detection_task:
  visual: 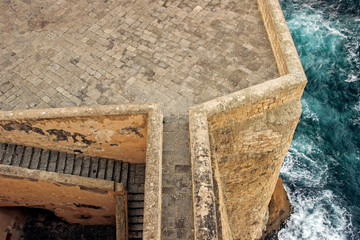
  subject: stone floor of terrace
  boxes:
[0,0,279,239]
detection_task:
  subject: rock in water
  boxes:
[260,177,292,240]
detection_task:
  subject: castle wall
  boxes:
[208,80,304,239]
[189,0,307,238]
[0,105,148,163]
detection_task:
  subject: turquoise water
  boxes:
[278,0,360,239]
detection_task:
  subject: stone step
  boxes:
[0,142,146,239]
[0,143,146,185]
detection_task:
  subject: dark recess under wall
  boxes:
[23,208,116,240]
[0,143,146,239]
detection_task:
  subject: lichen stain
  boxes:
[118,126,144,138]
[46,129,95,145]
[0,121,45,135]
[73,203,103,210]
[0,113,148,163]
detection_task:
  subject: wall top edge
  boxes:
[189,73,305,118]
[0,103,162,121]
[266,0,307,78]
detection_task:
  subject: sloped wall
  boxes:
[0,105,148,163]
[0,165,119,225]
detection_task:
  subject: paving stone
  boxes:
[175,165,191,173]
[128,231,142,239]
[89,157,99,178]
[162,216,176,229]
[120,162,129,187]
[162,229,177,240]
[97,158,107,179]
[80,156,91,177]
[176,228,194,239]
[72,155,83,176]
[161,117,194,236]
[47,151,58,172]
[0,0,277,116]
[105,159,114,181]
[128,208,144,217]
[113,160,122,183]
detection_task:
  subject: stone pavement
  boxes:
[0,0,278,117]
[0,0,280,239]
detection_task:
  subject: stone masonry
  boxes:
[0,0,280,239]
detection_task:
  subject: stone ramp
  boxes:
[0,142,145,239]
[161,116,194,239]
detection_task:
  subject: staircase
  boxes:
[0,143,145,239]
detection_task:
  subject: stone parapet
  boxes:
[189,0,307,238]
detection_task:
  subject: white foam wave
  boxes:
[287,9,346,39]
[354,101,360,112]
[281,144,328,187]
[345,74,359,83]
[278,188,352,240]
[301,99,320,122]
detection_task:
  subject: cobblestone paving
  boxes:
[0,0,280,238]
[0,0,278,116]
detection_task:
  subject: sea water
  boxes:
[277,0,360,239]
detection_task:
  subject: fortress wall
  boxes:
[190,0,308,238]
[190,74,306,240]
[208,79,304,239]
[0,105,150,163]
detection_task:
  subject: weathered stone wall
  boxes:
[0,165,120,225]
[257,0,287,76]
[189,74,306,240]
[0,105,148,163]
[257,0,306,78]
[208,83,303,239]
[189,0,308,238]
